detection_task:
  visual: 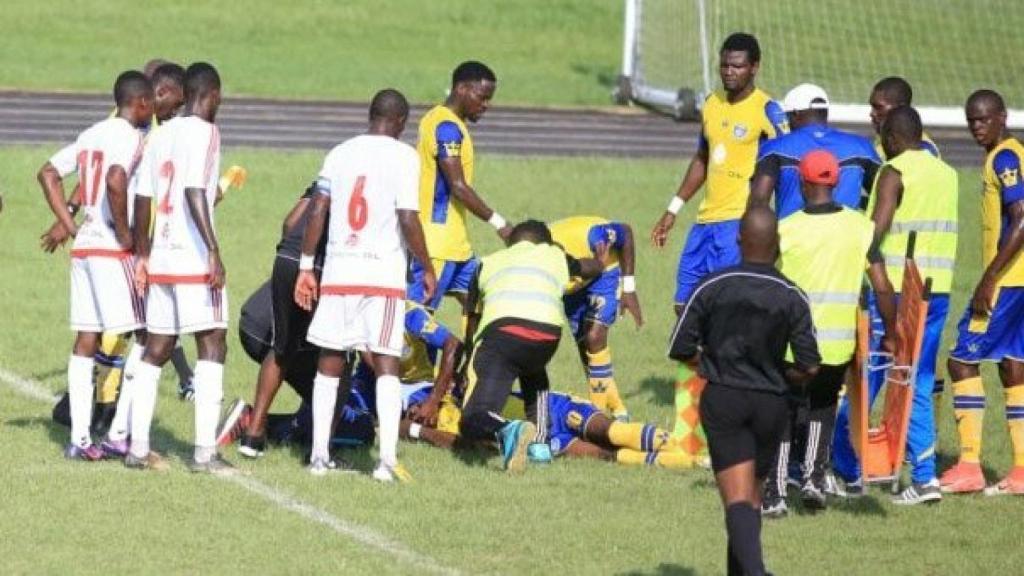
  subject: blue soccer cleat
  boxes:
[527,442,552,464]
[498,420,536,474]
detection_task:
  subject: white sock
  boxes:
[311,372,339,462]
[376,374,402,467]
[68,354,95,447]
[192,360,224,462]
[129,361,162,458]
[108,343,144,442]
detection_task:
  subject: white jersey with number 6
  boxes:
[316,134,421,296]
[136,115,221,284]
[48,117,145,258]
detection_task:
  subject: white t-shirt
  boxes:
[49,117,144,257]
[136,116,221,283]
[316,134,420,295]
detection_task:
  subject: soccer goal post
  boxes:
[616,0,1024,127]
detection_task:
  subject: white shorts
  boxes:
[70,256,144,334]
[306,295,404,356]
[146,283,228,335]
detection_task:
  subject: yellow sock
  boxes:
[952,377,985,464]
[586,348,614,412]
[95,333,130,404]
[1005,385,1024,467]
[615,448,693,469]
[608,422,672,452]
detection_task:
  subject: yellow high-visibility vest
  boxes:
[477,241,569,338]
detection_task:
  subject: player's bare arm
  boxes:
[973,199,1024,316]
[398,208,436,303]
[40,186,81,252]
[651,146,708,247]
[132,194,153,295]
[106,165,132,250]
[616,222,643,327]
[747,156,779,209]
[458,269,483,371]
[866,260,898,353]
[294,192,329,311]
[409,335,463,427]
[37,162,77,240]
[184,186,224,289]
[869,166,902,241]
[437,157,512,240]
[281,196,310,238]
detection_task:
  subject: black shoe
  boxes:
[238,434,266,459]
[801,481,827,511]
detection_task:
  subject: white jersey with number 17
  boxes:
[316,134,421,296]
[136,115,221,284]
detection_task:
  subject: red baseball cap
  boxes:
[799,149,839,186]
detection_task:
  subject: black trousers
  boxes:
[460,322,560,442]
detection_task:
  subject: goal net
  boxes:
[617,0,1024,125]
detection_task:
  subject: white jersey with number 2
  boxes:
[316,134,421,296]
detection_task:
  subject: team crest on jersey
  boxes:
[346,233,360,246]
[566,410,584,431]
[443,141,461,157]
[733,123,748,139]
[999,167,1019,188]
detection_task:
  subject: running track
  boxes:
[0,91,983,166]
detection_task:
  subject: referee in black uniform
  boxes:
[668,207,820,576]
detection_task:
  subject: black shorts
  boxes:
[271,255,315,357]
[700,384,788,478]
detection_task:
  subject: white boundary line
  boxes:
[0,367,459,576]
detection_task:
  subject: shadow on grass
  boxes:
[8,411,193,463]
[618,563,697,576]
[570,62,618,90]
[628,375,675,407]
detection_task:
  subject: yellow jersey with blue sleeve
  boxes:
[697,88,787,223]
[417,104,475,262]
[400,301,454,384]
[549,215,626,293]
[982,137,1024,287]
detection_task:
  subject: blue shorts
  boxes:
[949,287,1024,363]
[564,268,620,340]
[547,393,600,456]
[408,257,480,310]
[674,220,741,304]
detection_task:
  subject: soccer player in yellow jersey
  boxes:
[549,216,642,421]
[868,77,941,162]
[942,90,1024,496]
[650,33,787,313]
[410,61,511,312]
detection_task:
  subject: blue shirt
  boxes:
[756,124,881,218]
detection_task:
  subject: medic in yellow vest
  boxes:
[549,216,642,421]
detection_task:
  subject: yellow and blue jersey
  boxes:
[697,89,787,223]
[982,137,1024,287]
[549,215,626,293]
[873,132,941,161]
[417,105,475,262]
[352,301,453,386]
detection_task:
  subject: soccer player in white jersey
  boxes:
[294,89,436,481]
[128,62,233,473]
[36,70,153,460]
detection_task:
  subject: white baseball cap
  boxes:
[783,83,830,112]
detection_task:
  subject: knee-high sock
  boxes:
[608,421,671,451]
[128,361,162,458]
[615,448,693,469]
[952,377,985,464]
[68,354,95,447]
[1005,385,1024,468]
[725,503,765,576]
[311,373,339,463]
[108,343,144,442]
[672,364,707,456]
[376,374,402,467]
[192,360,224,462]
[586,347,627,417]
[95,333,129,404]
[532,389,550,443]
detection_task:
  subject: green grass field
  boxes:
[2,145,1023,575]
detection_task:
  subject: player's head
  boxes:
[151,62,185,122]
[184,62,222,121]
[719,33,760,94]
[799,149,839,204]
[783,83,829,128]
[870,77,913,134]
[965,89,1007,150]
[113,70,154,128]
[738,206,778,264]
[368,88,410,138]
[449,61,497,123]
[143,58,169,79]
[508,219,552,245]
[880,105,923,159]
